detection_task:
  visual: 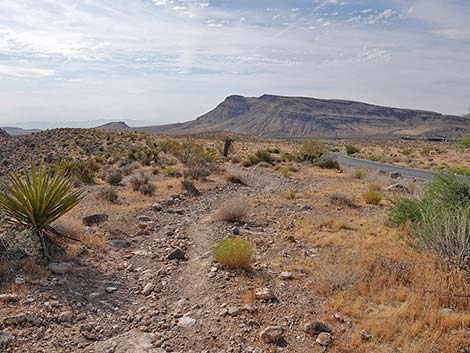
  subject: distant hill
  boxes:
[1,127,41,136]
[136,94,470,138]
[0,128,11,140]
[96,121,131,131]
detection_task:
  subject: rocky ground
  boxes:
[0,163,344,353]
[0,132,469,353]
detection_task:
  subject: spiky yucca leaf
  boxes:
[0,163,84,231]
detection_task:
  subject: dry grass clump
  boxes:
[213,237,253,269]
[185,166,210,181]
[53,218,106,249]
[368,183,382,192]
[363,191,382,205]
[353,169,365,179]
[285,188,297,200]
[214,198,248,223]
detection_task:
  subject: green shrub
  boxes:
[345,145,360,156]
[456,136,470,149]
[297,140,327,162]
[389,198,421,225]
[255,150,274,164]
[316,156,340,170]
[58,159,100,184]
[213,237,253,269]
[279,166,291,178]
[163,167,183,178]
[389,173,470,269]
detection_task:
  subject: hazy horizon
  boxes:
[0,0,469,127]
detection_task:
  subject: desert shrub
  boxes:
[363,191,382,205]
[389,198,421,225]
[152,168,160,175]
[97,187,119,203]
[173,141,219,168]
[456,135,470,149]
[185,166,210,181]
[225,173,245,185]
[297,140,327,162]
[330,193,356,208]
[389,173,470,269]
[255,150,274,164]
[58,159,100,184]
[140,183,155,196]
[181,179,201,196]
[248,155,260,165]
[345,145,360,156]
[163,167,183,178]
[214,199,248,223]
[447,165,470,177]
[106,170,123,186]
[0,163,83,259]
[353,169,364,179]
[213,237,253,269]
[316,156,340,170]
[130,172,150,191]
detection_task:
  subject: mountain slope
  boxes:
[96,121,131,131]
[1,127,41,136]
[0,128,11,140]
[138,95,470,138]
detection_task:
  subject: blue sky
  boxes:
[0,0,469,127]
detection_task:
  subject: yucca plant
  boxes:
[0,162,84,260]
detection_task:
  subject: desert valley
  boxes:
[0,94,470,353]
[1,1,470,352]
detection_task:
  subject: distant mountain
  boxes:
[136,94,470,138]
[1,127,41,136]
[0,128,11,139]
[95,121,131,131]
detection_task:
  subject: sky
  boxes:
[0,0,469,128]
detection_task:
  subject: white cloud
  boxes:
[0,64,56,78]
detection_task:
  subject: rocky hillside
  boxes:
[137,95,470,138]
[0,128,11,140]
[0,127,40,136]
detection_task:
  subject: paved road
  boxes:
[332,153,437,181]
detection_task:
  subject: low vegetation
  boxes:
[390,173,470,270]
[0,163,83,260]
[213,237,253,269]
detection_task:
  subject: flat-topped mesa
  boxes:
[133,94,470,138]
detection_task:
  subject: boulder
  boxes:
[48,262,73,275]
[82,214,109,227]
[260,326,284,343]
[167,247,186,260]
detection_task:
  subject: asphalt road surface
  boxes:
[332,153,437,181]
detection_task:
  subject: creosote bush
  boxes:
[297,140,327,162]
[185,166,210,181]
[130,172,150,191]
[213,237,253,269]
[106,169,123,186]
[316,156,340,170]
[345,145,360,156]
